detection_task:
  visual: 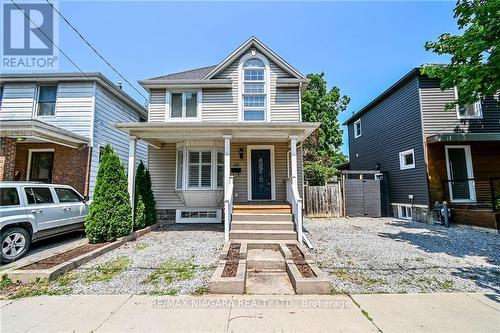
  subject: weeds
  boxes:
[84,257,130,283]
[0,275,13,290]
[143,259,196,285]
[191,286,209,296]
[148,288,178,296]
[135,243,149,251]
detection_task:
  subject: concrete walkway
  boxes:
[1,293,498,332]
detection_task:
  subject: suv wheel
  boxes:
[1,227,31,264]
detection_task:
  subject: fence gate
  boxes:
[304,181,342,218]
[342,171,388,217]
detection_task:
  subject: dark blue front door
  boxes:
[251,149,271,200]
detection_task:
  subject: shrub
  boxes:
[135,161,157,226]
[134,194,146,230]
[304,161,336,186]
[85,145,133,243]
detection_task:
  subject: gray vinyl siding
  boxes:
[202,89,238,121]
[0,83,36,119]
[419,77,500,135]
[271,88,300,122]
[348,77,429,206]
[148,89,166,122]
[90,84,147,197]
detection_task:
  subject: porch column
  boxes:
[223,135,231,189]
[289,135,299,183]
[223,135,232,242]
[128,136,137,211]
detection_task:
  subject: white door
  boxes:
[445,146,476,202]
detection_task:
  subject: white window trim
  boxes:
[247,145,276,201]
[34,84,58,118]
[354,119,361,138]
[445,145,476,203]
[237,52,271,122]
[216,149,224,189]
[165,90,202,121]
[399,149,415,170]
[454,87,483,120]
[175,149,185,190]
[186,149,212,190]
[396,204,412,220]
[26,148,55,181]
[175,208,222,224]
[175,146,224,191]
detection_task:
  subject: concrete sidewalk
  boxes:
[1,293,498,332]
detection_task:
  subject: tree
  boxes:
[135,161,156,227]
[301,73,350,184]
[134,195,146,230]
[85,145,133,243]
[422,0,499,108]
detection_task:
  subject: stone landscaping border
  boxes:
[209,259,246,294]
[286,259,330,294]
[4,222,162,283]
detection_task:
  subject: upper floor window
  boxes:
[242,58,266,121]
[354,119,362,138]
[170,91,199,119]
[399,149,415,170]
[457,100,482,119]
[37,85,57,116]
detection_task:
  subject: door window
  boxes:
[24,187,54,205]
[55,188,82,203]
[29,151,54,183]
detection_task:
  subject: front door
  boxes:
[445,145,476,202]
[251,149,271,200]
[29,151,54,183]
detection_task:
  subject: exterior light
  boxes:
[239,148,244,159]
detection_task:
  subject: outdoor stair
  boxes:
[229,203,297,241]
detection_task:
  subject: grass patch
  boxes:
[0,274,13,290]
[84,257,130,283]
[0,263,15,272]
[148,288,178,296]
[9,279,70,299]
[332,269,386,286]
[191,286,209,296]
[57,271,80,287]
[135,243,149,251]
[144,259,196,285]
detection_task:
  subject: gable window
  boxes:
[188,150,212,188]
[354,119,361,138]
[37,85,57,116]
[242,58,266,121]
[457,100,482,119]
[170,91,199,119]
[399,149,415,170]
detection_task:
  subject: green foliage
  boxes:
[0,274,12,290]
[143,259,196,285]
[191,286,209,296]
[303,161,336,186]
[85,145,133,243]
[84,257,130,283]
[422,0,500,108]
[134,195,146,231]
[135,161,157,226]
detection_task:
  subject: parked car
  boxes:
[0,182,89,263]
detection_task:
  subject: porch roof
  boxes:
[115,121,320,148]
[426,132,500,144]
[0,119,89,148]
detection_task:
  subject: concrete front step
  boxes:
[232,213,292,222]
[233,204,292,214]
[229,230,297,241]
[231,221,294,231]
[247,248,286,270]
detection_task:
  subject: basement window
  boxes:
[398,205,412,220]
[175,209,221,223]
[399,149,415,170]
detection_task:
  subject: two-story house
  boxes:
[344,68,500,229]
[0,73,148,197]
[116,37,319,243]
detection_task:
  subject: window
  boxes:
[170,92,199,119]
[24,187,54,204]
[0,86,3,108]
[242,58,266,121]
[176,209,221,223]
[354,119,362,138]
[180,211,217,219]
[37,85,57,116]
[176,150,184,190]
[188,151,212,188]
[445,145,476,202]
[28,151,54,182]
[399,149,415,170]
[398,205,412,220]
[458,100,482,119]
[0,188,20,206]
[55,188,82,203]
[217,151,224,188]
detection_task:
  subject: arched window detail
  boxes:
[242,58,266,121]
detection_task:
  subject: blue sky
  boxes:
[51,1,458,153]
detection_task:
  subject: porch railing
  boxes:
[224,176,234,242]
[441,177,500,211]
[287,176,306,245]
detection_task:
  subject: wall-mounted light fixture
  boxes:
[239,148,244,159]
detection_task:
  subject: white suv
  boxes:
[0,182,89,263]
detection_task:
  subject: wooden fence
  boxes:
[303,182,343,218]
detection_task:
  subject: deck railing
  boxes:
[441,177,500,211]
[224,176,234,242]
[287,176,304,245]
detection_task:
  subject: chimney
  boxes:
[117,81,123,89]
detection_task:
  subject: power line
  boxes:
[45,0,148,102]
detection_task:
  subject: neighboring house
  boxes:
[0,73,148,197]
[116,37,319,242]
[344,68,500,229]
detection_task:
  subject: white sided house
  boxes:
[0,73,148,197]
[117,37,319,243]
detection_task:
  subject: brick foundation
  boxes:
[14,142,92,195]
[0,137,17,181]
[156,209,176,224]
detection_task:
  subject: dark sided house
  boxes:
[344,68,500,229]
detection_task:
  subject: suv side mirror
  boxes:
[83,195,89,202]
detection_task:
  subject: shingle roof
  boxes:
[148,65,217,81]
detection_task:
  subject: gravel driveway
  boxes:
[63,224,224,295]
[305,217,499,294]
